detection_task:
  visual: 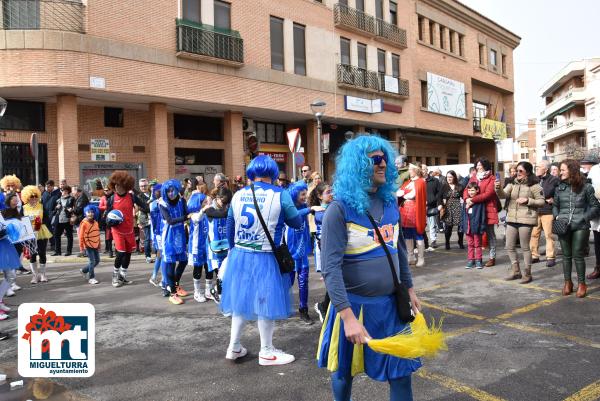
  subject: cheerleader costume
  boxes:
[314,207,327,273]
[286,206,311,312]
[159,196,188,298]
[0,214,20,270]
[187,205,212,302]
[206,206,229,272]
[23,203,53,283]
[149,199,163,285]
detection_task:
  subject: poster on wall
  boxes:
[90,139,110,161]
[80,163,143,199]
[481,118,508,140]
[426,72,466,118]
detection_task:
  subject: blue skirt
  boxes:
[402,228,424,241]
[220,247,293,321]
[0,238,20,270]
[316,293,421,381]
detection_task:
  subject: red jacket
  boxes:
[463,173,499,225]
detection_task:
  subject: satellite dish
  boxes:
[0,97,6,118]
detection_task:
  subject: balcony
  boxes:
[337,64,409,98]
[375,18,407,48]
[540,87,586,121]
[1,0,85,33]
[176,19,244,67]
[333,3,375,36]
[541,118,587,142]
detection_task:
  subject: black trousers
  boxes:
[54,223,73,254]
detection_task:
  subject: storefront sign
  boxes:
[322,133,330,154]
[384,75,399,94]
[481,118,508,140]
[90,139,110,161]
[426,72,466,118]
[259,152,286,163]
[383,103,402,114]
[345,96,383,114]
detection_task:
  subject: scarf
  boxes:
[476,170,491,181]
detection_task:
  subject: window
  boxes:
[357,43,367,69]
[104,108,123,128]
[478,43,485,65]
[182,0,201,23]
[421,81,428,108]
[391,53,400,77]
[293,23,306,75]
[256,122,286,144]
[2,0,40,29]
[174,114,223,141]
[340,37,351,65]
[439,26,445,49]
[489,49,497,66]
[355,0,364,11]
[0,100,45,131]
[375,0,383,20]
[501,54,507,75]
[458,34,464,56]
[176,148,223,166]
[418,17,424,41]
[428,21,434,45]
[449,30,455,53]
[390,1,397,25]
[214,0,231,30]
[339,0,348,4]
[377,49,386,74]
[270,16,284,71]
[473,101,488,131]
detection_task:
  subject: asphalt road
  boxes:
[1,232,600,401]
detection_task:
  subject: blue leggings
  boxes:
[289,256,309,309]
[331,373,413,401]
[152,254,162,279]
[164,261,187,294]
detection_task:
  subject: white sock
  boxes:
[258,319,274,350]
[229,315,246,350]
[205,279,212,292]
[193,279,202,294]
[120,268,127,279]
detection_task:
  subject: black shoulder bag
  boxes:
[250,184,295,274]
[552,190,573,236]
[366,211,415,323]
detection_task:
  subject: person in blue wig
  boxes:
[159,179,189,305]
[220,155,302,365]
[285,180,314,324]
[148,182,163,288]
[316,134,422,401]
[186,191,210,303]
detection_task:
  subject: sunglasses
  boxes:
[370,154,388,166]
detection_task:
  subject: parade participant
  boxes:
[317,135,421,401]
[149,183,163,287]
[2,192,24,292]
[106,171,150,288]
[99,187,114,258]
[204,187,232,303]
[397,164,427,267]
[461,183,487,269]
[159,179,188,304]
[221,155,302,365]
[79,205,101,284]
[286,181,313,324]
[1,212,21,320]
[0,175,22,204]
[187,192,210,302]
[22,185,53,283]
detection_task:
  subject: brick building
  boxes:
[0,0,520,190]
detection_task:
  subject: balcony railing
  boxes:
[473,117,481,132]
[1,0,85,33]
[377,72,409,97]
[176,19,244,66]
[337,64,409,98]
[375,18,407,48]
[334,3,375,36]
[541,117,587,141]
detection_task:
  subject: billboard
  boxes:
[426,72,466,119]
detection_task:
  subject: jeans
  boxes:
[83,248,100,279]
[142,225,152,258]
[560,229,588,283]
[485,224,497,259]
[427,215,438,243]
[530,214,555,260]
[331,373,413,401]
[505,224,533,269]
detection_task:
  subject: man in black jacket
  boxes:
[73,186,90,257]
[422,164,442,249]
[530,160,560,267]
[42,180,61,251]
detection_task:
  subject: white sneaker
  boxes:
[6,288,15,297]
[225,345,247,361]
[0,313,8,321]
[80,269,88,280]
[258,347,295,366]
[11,283,21,291]
[149,277,159,287]
[88,278,99,285]
[194,291,207,303]
[0,303,10,312]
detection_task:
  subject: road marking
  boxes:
[416,368,508,401]
[489,278,600,301]
[495,297,564,320]
[445,324,487,339]
[498,321,600,349]
[563,379,600,401]
[419,279,465,293]
[420,301,488,321]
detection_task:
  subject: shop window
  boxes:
[174,114,223,141]
[293,23,306,76]
[104,107,124,128]
[0,100,45,131]
[270,16,284,71]
[214,0,231,30]
[175,148,224,166]
[447,155,459,164]
[420,81,428,108]
[256,122,285,144]
[182,0,201,23]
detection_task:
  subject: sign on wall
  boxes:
[345,96,383,114]
[259,152,286,163]
[426,72,466,118]
[90,139,110,161]
[384,75,399,94]
[481,118,508,140]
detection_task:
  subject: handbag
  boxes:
[552,191,574,236]
[426,207,439,217]
[250,184,295,274]
[366,211,415,323]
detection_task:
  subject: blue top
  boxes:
[286,206,311,260]
[461,202,487,235]
[149,200,163,238]
[188,213,208,265]
[159,197,187,262]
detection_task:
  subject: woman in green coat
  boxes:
[553,160,600,298]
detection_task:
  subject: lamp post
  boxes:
[0,97,7,177]
[541,143,548,161]
[310,100,326,177]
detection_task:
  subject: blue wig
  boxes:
[161,179,182,200]
[247,155,279,182]
[332,134,398,214]
[151,183,162,201]
[83,205,100,220]
[287,180,308,205]
[187,192,206,214]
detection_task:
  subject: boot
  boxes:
[444,227,452,250]
[39,264,47,282]
[576,282,587,298]
[562,280,574,296]
[485,258,496,267]
[416,240,425,268]
[406,239,416,265]
[587,266,600,280]
[458,232,464,249]
[30,262,39,284]
[505,263,522,280]
[193,278,206,303]
[520,267,532,284]
[205,279,214,300]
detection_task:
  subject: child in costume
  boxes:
[106,171,150,288]
[285,181,313,324]
[159,179,188,305]
[79,205,101,284]
[148,183,163,287]
[22,186,53,283]
[204,187,232,303]
[187,192,211,303]
[0,213,21,319]
[461,182,487,270]
[2,192,24,293]
[0,175,22,210]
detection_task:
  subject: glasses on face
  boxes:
[517,169,526,173]
[370,154,388,166]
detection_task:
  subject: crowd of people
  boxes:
[2,134,600,400]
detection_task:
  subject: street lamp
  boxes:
[310,100,326,177]
[541,143,548,160]
[0,97,7,177]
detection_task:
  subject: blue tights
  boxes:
[289,257,309,309]
[331,373,413,401]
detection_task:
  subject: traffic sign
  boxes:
[286,128,301,153]
[30,133,39,160]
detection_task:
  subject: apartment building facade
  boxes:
[539,58,600,162]
[513,119,536,164]
[0,0,519,189]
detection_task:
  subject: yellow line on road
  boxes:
[419,279,465,293]
[445,324,487,339]
[416,368,508,401]
[495,297,564,320]
[420,301,488,321]
[489,278,600,300]
[564,379,600,401]
[498,321,600,349]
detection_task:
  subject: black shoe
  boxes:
[18,267,32,275]
[531,258,540,264]
[445,243,450,250]
[51,252,60,256]
[459,243,465,249]
[0,332,10,341]
[162,289,170,297]
[299,308,314,324]
[546,259,556,267]
[64,252,72,257]
[77,252,87,258]
[109,251,114,258]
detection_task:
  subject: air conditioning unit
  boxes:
[242,118,255,133]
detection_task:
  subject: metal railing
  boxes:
[334,3,375,35]
[377,72,409,96]
[1,0,85,33]
[337,64,379,91]
[375,18,407,48]
[176,19,244,64]
[473,118,481,132]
